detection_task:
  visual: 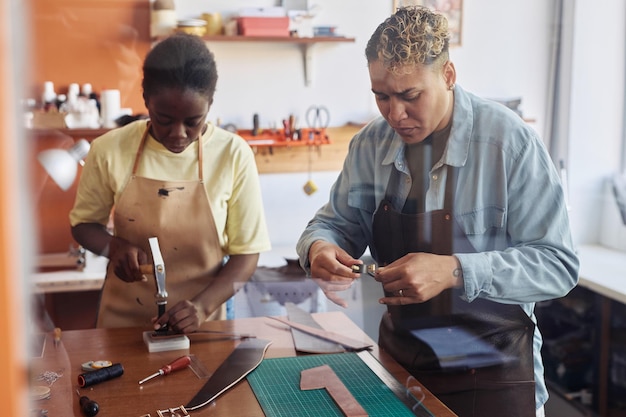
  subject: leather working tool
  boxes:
[267,316,372,351]
[142,339,271,415]
[148,329,256,340]
[76,390,99,417]
[138,355,192,385]
[139,237,168,331]
[305,105,330,135]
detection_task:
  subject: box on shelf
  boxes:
[32,111,67,129]
[237,17,290,37]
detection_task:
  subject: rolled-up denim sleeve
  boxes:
[456,135,579,304]
[296,138,373,274]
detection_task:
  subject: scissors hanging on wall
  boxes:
[305,105,330,141]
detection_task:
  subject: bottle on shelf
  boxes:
[150,0,177,38]
[41,81,57,111]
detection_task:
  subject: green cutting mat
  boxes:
[247,352,433,417]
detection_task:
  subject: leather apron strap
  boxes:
[372,165,536,417]
[97,122,226,328]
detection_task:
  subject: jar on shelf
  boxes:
[150,0,177,38]
[202,13,223,36]
[175,19,207,37]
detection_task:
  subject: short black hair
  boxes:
[142,33,218,101]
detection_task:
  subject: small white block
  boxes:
[142,331,190,353]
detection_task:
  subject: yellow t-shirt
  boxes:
[69,120,271,255]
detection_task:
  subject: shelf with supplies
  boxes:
[248,124,360,174]
[154,34,356,86]
[238,127,330,148]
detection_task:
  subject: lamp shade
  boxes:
[37,139,90,191]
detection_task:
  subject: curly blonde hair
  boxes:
[366,6,450,73]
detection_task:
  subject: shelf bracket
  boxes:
[300,43,315,87]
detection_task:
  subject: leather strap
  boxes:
[268,316,372,351]
[286,303,344,354]
[300,365,368,417]
[185,338,272,410]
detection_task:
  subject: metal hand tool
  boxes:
[305,105,330,139]
[139,237,168,330]
[139,355,192,385]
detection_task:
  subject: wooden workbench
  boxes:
[30,311,457,416]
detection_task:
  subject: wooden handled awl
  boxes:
[138,355,192,385]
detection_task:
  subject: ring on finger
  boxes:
[398,289,404,297]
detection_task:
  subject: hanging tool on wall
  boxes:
[252,113,260,136]
[303,105,330,195]
[303,143,318,195]
[305,105,330,142]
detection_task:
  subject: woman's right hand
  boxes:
[309,240,361,281]
[108,236,149,282]
[308,240,362,308]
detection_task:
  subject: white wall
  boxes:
[567,0,626,246]
[175,0,553,138]
[175,1,624,250]
[171,0,559,249]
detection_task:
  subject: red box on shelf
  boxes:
[237,17,290,37]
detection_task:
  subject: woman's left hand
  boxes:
[374,253,461,305]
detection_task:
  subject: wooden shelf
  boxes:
[251,124,360,174]
[238,127,330,148]
[195,35,356,86]
[199,35,355,43]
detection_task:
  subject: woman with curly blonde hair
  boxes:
[298,6,577,417]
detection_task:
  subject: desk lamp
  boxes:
[37,139,90,191]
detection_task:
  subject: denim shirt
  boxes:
[296,85,579,408]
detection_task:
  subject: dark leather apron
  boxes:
[373,167,536,417]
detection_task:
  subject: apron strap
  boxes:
[131,121,151,176]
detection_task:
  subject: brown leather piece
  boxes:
[268,316,372,351]
[185,338,272,410]
[301,365,368,417]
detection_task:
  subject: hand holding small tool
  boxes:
[138,355,192,385]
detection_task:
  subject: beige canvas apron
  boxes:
[97,122,226,328]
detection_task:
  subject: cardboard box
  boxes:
[237,17,290,37]
[32,111,67,129]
